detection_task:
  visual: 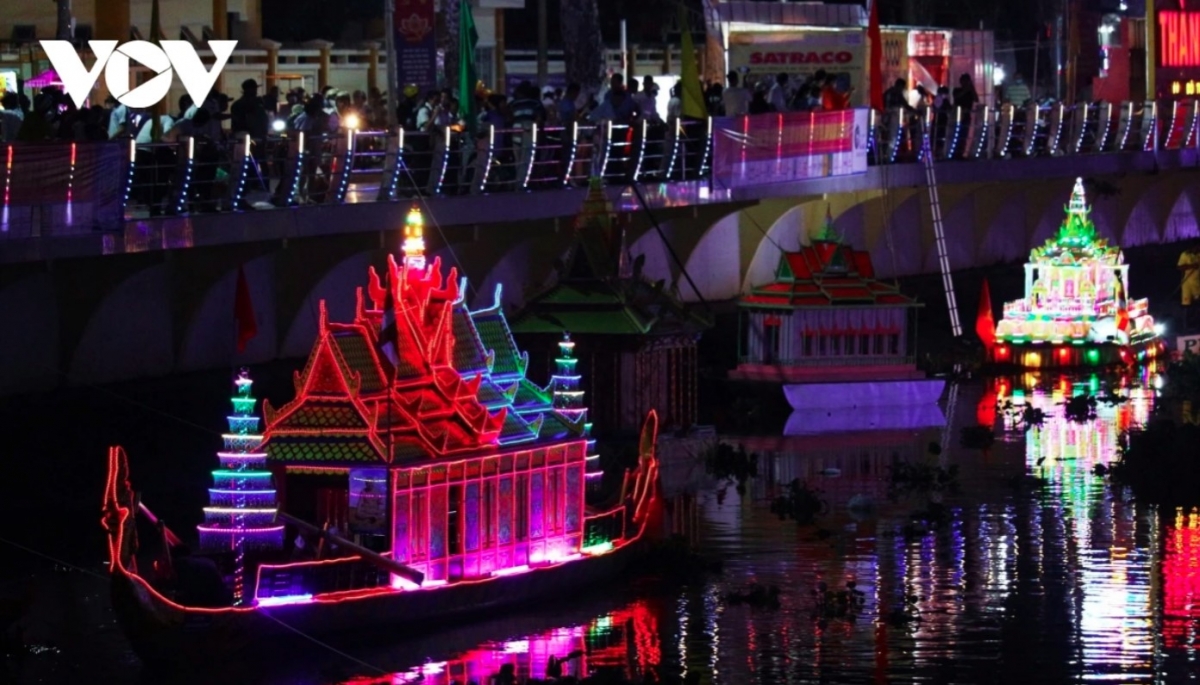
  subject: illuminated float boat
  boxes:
[731,209,944,410]
[100,209,662,666]
[990,177,1166,367]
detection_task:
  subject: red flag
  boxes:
[976,278,996,348]
[234,266,258,352]
[867,0,884,111]
[976,387,998,427]
[1114,275,1130,337]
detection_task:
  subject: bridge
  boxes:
[2,100,1200,395]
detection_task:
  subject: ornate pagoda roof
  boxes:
[741,220,919,310]
[510,178,711,338]
[263,210,583,467]
[1028,177,1123,267]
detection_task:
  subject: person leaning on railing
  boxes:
[164,107,222,212]
[0,92,24,142]
[231,79,270,193]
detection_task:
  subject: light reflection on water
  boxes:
[334,372,1200,685]
[7,375,1200,684]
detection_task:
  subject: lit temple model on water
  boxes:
[100,207,662,665]
[197,369,284,605]
[734,207,924,383]
[992,178,1165,367]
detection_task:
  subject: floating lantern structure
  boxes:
[991,178,1165,367]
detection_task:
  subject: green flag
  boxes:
[678,7,707,119]
[458,0,479,137]
[149,0,164,142]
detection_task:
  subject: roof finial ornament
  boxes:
[1068,177,1088,216]
[403,206,427,271]
[815,204,841,243]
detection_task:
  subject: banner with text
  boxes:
[711,109,868,189]
[728,30,865,107]
[0,141,124,237]
[395,0,438,92]
[1179,334,1200,355]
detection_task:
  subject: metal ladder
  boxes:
[921,126,962,338]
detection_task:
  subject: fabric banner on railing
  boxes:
[0,141,124,235]
[711,109,868,188]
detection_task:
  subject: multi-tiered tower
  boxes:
[550,333,586,421]
[198,369,284,604]
[992,177,1163,366]
[549,332,601,482]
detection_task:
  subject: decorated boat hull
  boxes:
[783,379,946,411]
[108,529,655,669]
[102,433,662,669]
[988,337,1166,368]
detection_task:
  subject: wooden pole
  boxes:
[94,0,130,41]
[319,44,331,91]
[367,41,380,93]
[278,511,425,585]
[246,0,263,42]
[213,0,228,40]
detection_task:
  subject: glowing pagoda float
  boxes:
[511,178,712,435]
[100,208,662,666]
[991,178,1166,368]
[731,210,945,414]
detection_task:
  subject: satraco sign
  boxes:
[748,51,855,65]
[40,40,237,109]
[727,30,865,106]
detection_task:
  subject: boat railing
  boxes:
[254,555,391,604]
[583,505,625,550]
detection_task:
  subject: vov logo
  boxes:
[40,40,238,109]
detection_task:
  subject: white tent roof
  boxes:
[713,2,867,29]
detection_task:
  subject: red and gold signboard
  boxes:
[1156,0,1200,98]
[395,0,437,92]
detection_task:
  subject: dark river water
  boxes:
[2,365,1198,684]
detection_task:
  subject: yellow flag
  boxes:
[678,7,707,119]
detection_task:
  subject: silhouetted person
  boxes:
[492,663,516,685]
[171,545,232,608]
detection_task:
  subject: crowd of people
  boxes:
[0,72,719,208]
[0,67,870,211]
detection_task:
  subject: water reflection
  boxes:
[322,373,1200,685]
[340,601,661,685]
[14,373,1200,684]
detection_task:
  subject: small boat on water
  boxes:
[988,178,1166,368]
[729,208,941,410]
[100,211,663,668]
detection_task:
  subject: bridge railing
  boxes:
[1,101,1197,239]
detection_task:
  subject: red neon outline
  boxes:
[103,427,659,616]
